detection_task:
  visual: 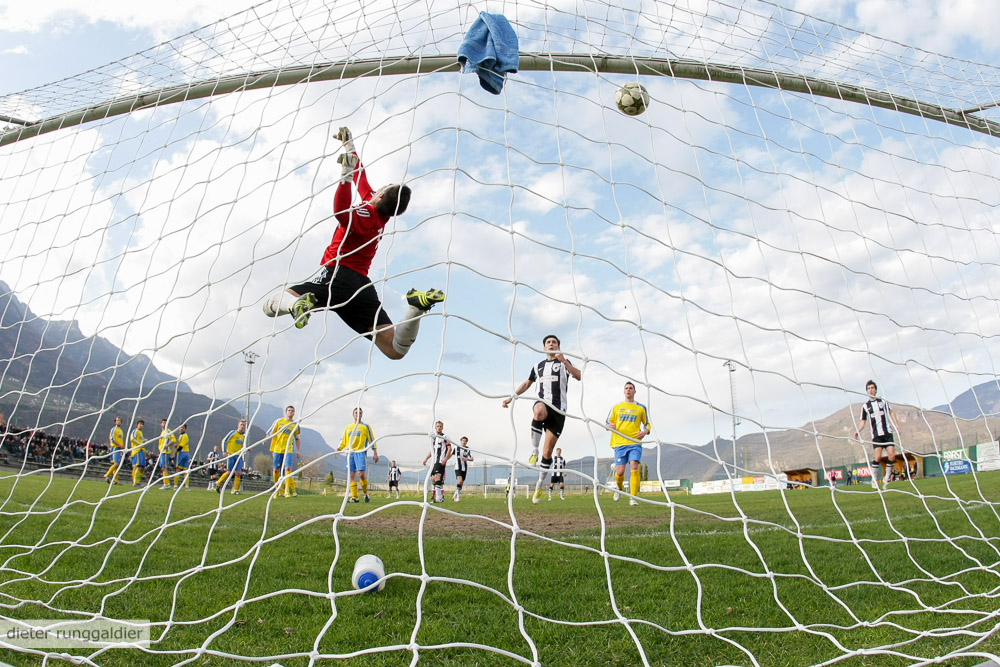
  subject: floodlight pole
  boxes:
[723,361,741,472]
[243,351,258,421]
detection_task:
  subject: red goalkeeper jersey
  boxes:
[321,154,390,275]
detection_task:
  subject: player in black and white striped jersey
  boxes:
[853,380,902,490]
[452,436,474,502]
[548,448,566,500]
[386,460,402,499]
[206,446,221,491]
[422,421,453,503]
[501,335,582,505]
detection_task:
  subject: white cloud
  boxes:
[0,0,260,39]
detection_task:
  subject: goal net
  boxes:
[1,0,1000,664]
[484,484,530,499]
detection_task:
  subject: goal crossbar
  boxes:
[3,53,998,148]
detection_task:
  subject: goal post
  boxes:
[5,55,999,148]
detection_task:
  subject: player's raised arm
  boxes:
[502,378,534,408]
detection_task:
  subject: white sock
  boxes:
[263,291,298,317]
[391,306,424,356]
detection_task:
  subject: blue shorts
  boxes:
[177,451,190,468]
[272,452,285,470]
[132,451,146,467]
[614,444,643,466]
[281,452,295,469]
[158,453,171,469]
[111,449,123,465]
[227,453,244,472]
[347,451,367,472]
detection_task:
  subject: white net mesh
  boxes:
[1,0,1000,665]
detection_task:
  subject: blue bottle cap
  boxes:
[357,571,380,591]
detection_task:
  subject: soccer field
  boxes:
[0,474,998,666]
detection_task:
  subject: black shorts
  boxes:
[289,265,392,337]
[872,434,895,447]
[536,401,566,437]
[388,480,399,488]
[550,475,564,484]
[431,462,446,479]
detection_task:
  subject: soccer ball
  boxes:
[615,82,650,116]
[352,554,385,593]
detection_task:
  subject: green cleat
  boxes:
[291,293,317,329]
[406,288,445,312]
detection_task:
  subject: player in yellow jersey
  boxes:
[174,423,191,489]
[269,406,301,498]
[216,419,247,495]
[606,381,651,507]
[156,419,177,489]
[338,407,378,503]
[104,416,125,484]
[128,419,147,486]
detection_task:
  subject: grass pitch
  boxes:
[0,473,998,666]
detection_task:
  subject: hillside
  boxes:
[1,283,996,481]
[0,283,333,469]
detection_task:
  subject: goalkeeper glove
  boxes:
[334,126,356,154]
[337,152,358,183]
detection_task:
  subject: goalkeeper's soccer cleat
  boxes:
[532,489,543,505]
[527,450,538,465]
[291,293,317,329]
[405,288,445,312]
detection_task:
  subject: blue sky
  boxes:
[1,0,999,470]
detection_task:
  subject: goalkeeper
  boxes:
[263,127,444,359]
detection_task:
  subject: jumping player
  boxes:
[501,335,582,504]
[607,381,651,507]
[854,380,902,490]
[262,127,444,359]
[422,421,453,503]
[452,436,473,502]
[338,407,378,503]
[548,447,567,500]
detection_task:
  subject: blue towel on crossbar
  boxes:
[457,12,519,94]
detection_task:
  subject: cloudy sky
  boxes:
[1,0,999,471]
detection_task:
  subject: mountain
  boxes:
[933,380,1000,420]
[0,282,333,470]
[2,283,995,483]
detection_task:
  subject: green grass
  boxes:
[0,474,998,665]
